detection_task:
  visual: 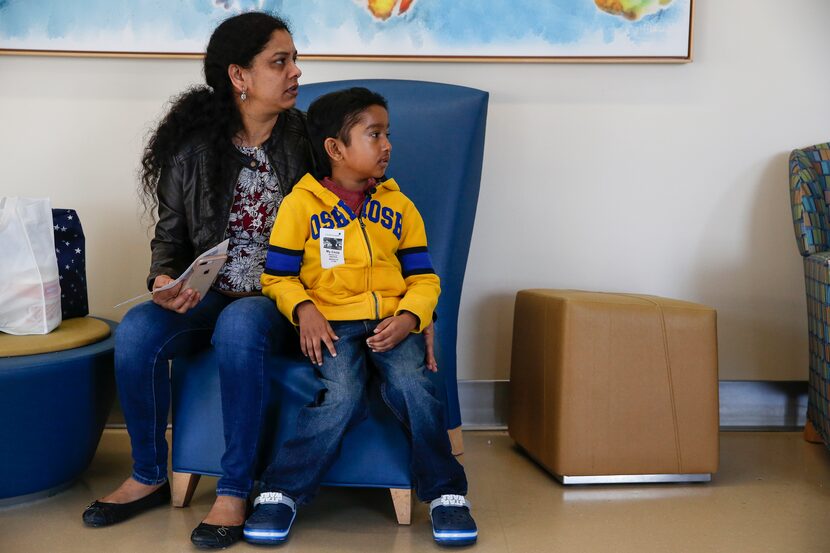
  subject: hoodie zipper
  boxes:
[358,215,381,320]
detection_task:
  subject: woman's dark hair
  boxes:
[139,12,291,216]
[306,87,388,179]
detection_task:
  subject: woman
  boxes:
[82,12,311,549]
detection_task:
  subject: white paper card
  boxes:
[320,228,345,269]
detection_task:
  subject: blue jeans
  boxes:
[260,320,467,504]
[115,292,294,498]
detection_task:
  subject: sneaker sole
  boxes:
[243,529,290,544]
[243,510,296,545]
[434,530,478,547]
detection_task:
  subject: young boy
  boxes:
[245,87,477,546]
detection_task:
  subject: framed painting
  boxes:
[0,0,694,62]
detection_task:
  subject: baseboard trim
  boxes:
[457,379,809,431]
[105,379,810,432]
[457,379,510,430]
[717,380,807,430]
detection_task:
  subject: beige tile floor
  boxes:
[1,429,829,553]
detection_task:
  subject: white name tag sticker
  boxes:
[320,228,345,269]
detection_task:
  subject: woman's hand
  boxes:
[152,275,200,314]
[423,321,438,372]
[367,312,418,354]
[296,301,338,366]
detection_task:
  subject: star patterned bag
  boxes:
[52,208,89,319]
[0,197,62,335]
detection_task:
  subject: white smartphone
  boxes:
[181,255,227,298]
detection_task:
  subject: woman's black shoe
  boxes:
[191,523,244,549]
[82,481,171,527]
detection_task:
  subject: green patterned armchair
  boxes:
[790,142,830,448]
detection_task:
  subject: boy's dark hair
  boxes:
[306,87,389,179]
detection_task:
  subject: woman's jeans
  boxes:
[115,291,293,499]
[260,320,468,504]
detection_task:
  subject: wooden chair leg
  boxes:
[804,419,824,444]
[389,488,412,525]
[171,471,201,507]
[388,429,462,525]
[448,426,464,465]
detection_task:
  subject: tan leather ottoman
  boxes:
[509,290,719,484]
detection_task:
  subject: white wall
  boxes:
[1,1,827,380]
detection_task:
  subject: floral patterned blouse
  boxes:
[214,145,283,294]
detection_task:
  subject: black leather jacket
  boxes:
[147,108,314,290]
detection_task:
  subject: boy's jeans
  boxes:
[115,292,294,499]
[260,319,468,504]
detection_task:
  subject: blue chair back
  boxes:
[172,80,488,490]
[296,80,488,427]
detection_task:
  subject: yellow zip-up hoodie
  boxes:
[261,173,440,332]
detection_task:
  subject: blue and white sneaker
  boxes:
[429,494,478,546]
[243,492,297,545]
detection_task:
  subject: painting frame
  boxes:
[0,0,694,63]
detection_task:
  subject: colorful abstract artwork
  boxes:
[0,0,693,61]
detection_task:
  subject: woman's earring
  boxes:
[240,89,247,102]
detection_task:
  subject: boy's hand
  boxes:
[423,322,438,372]
[367,312,418,353]
[296,301,338,366]
[152,274,200,314]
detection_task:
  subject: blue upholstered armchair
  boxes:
[789,142,830,450]
[169,80,488,523]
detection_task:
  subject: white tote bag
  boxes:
[0,197,62,335]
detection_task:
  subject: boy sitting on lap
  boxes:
[247,87,477,547]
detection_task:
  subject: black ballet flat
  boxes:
[191,522,244,549]
[82,481,171,527]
